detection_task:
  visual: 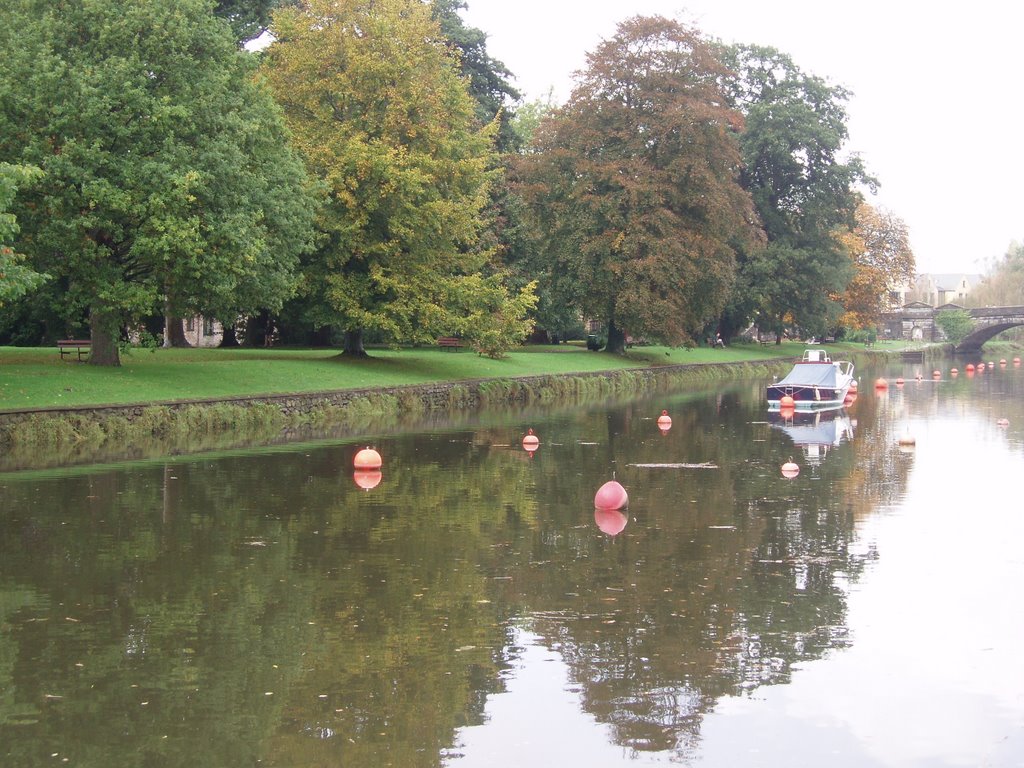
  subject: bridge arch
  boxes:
[956,321,1024,354]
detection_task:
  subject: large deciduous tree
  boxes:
[263,0,531,357]
[720,45,873,341]
[0,0,316,365]
[838,202,914,329]
[515,16,761,353]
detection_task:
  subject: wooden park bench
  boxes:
[759,339,774,347]
[58,339,91,361]
[437,336,463,351]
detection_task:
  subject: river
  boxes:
[1,355,1021,767]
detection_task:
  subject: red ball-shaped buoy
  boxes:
[1014,357,1021,365]
[895,377,905,386]
[1000,359,1007,366]
[966,363,975,372]
[781,460,800,479]
[656,410,672,428]
[932,370,941,378]
[522,428,540,451]
[594,480,629,510]
[594,508,629,536]
[354,447,382,470]
[353,469,382,490]
[874,377,889,390]
[951,367,959,375]
[997,418,1010,428]
[780,395,796,408]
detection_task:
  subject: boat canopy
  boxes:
[774,362,847,389]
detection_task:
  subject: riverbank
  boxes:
[0,340,926,472]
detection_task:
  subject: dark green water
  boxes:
[2,359,1022,767]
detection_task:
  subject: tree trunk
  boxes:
[164,315,193,347]
[342,328,367,357]
[243,310,274,347]
[87,308,121,366]
[219,321,240,347]
[605,320,627,355]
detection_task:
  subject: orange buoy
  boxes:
[874,377,889,390]
[522,428,540,451]
[1014,357,1021,365]
[898,435,916,447]
[354,446,382,470]
[966,363,975,372]
[656,410,672,429]
[594,480,629,510]
[594,508,628,536]
[353,469,382,490]
[932,370,941,378]
[997,418,1010,427]
[895,377,905,387]
[1000,359,1007,366]
[780,395,796,408]
[976,363,985,374]
[781,459,800,479]
[950,367,958,376]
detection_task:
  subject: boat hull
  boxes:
[766,384,849,408]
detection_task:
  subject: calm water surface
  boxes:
[1,358,1022,767]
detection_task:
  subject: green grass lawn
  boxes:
[0,340,871,411]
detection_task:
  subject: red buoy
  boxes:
[354,447,382,470]
[353,469,382,490]
[656,410,672,429]
[950,367,958,376]
[781,459,800,479]
[874,377,889,390]
[966,363,975,372]
[594,480,629,510]
[522,428,540,452]
[780,395,796,408]
[1014,357,1021,365]
[997,418,1010,428]
[895,377,905,387]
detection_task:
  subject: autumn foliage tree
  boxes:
[838,203,915,330]
[263,0,534,357]
[515,16,760,354]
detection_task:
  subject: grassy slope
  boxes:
[0,341,866,411]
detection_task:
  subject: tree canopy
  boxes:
[0,163,46,306]
[515,16,761,353]
[968,242,1024,307]
[720,45,873,339]
[0,0,316,364]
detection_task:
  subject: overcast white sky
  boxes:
[461,0,1024,276]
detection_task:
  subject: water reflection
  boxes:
[0,363,1022,766]
[767,406,855,465]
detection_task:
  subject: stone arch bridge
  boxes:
[881,303,1024,353]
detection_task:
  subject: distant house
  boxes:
[182,316,223,347]
[910,273,984,306]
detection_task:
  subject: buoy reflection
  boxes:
[594,508,628,536]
